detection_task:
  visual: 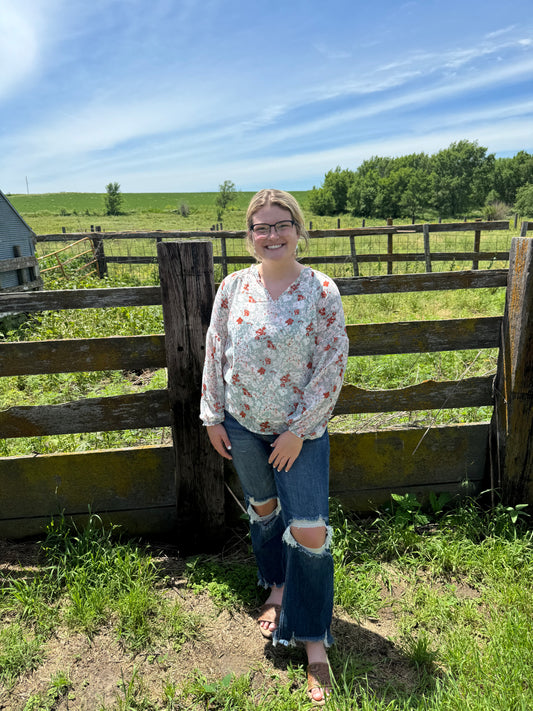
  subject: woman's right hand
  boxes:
[206,424,232,460]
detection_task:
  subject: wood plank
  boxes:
[104,256,158,264]
[329,423,489,511]
[335,269,508,295]
[0,445,176,538]
[0,508,177,540]
[0,389,171,438]
[346,317,501,356]
[0,270,508,312]
[0,256,39,273]
[35,221,509,245]
[0,279,43,293]
[333,376,494,414]
[0,286,162,313]
[0,335,167,376]
[104,251,510,268]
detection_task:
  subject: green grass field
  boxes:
[1,191,512,455]
[1,194,531,709]
[10,190,514,235]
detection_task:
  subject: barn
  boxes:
[0,190,42,292]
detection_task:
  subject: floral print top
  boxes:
[200,265,349,440]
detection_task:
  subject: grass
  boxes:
[0,498,531,709]
[0,245,507,457]
[1,193,529,708]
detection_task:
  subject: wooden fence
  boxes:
[1,226,531,550]
[35,220,512,280]
[0,255,42,292]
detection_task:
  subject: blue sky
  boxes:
[1,0,532,194]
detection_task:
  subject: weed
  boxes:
[0,624,44,688]
[185,556,260,610]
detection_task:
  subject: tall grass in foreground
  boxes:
[0,498,531,709]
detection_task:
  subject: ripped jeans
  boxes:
[223,411,334,647]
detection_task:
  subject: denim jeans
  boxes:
[223,411,334,647]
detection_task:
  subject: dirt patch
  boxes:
[0,539,432,710]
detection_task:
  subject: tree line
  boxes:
[309,140,533,220]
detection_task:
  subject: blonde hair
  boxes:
[245,189,309,258]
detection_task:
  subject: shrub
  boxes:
[484,200,510,221]
[514,183,533,217]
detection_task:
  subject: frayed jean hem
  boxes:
[273,629,334,649]
[256,577,285,590]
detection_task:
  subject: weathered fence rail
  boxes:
[1,228,531,547]
[35,220,512,279]
[0,255,42,292]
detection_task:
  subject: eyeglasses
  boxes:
[250,220,295,238]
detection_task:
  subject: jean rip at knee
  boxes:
[247,498,282,526]
[282,520,333,555]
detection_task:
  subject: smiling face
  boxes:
[248,203,300,266]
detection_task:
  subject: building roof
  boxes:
[0,190,36,236]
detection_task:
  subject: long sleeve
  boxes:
[287,277,349,438]
[200,266,348,439]
[199,277,230,426]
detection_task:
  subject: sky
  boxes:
[1,0,532,195]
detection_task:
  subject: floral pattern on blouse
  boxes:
[200,265,349,440]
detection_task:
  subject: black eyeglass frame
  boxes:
[250,220,296,236]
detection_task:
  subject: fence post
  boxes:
[489,236,533,505]
[349,235,359,276]
[472,219,482,270]
[91,237,107,278]
[157,240,225,550]
[423,224,432,273]
[386,218,394,275]
[220,234,228,278]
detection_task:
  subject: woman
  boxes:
[200,189,348,704]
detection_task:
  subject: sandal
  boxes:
[307,662,332,706]
[256,603,281,639]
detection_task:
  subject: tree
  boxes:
[400,168,432,221]
[104,182,122,216]
[431,140,493,217]
[347,171,379,217]
[514,183,533,217]
[493,151,533,204]
[309,186,336,216]
[215,180,237,220]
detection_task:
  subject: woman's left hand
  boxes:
[269,431,303,472]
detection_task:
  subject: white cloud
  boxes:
[0,6,39,98]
